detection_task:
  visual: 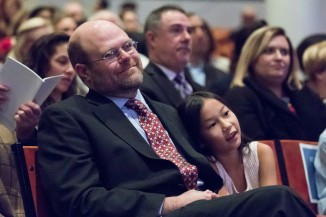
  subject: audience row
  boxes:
[0,1,325,217]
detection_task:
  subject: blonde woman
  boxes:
[224,26,326,141]
[8,17,53,62]
[303,41,326,105]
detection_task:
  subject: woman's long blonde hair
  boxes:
[231,26,302,90]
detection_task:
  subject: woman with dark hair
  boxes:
[0,32,76,217]
[178,91,276,195]
[23,33,76,109]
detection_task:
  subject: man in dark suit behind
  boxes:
[187,12,232,97]
[37,13,314,217]
[140,6,204,108]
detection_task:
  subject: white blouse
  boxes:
[210,141,259,194]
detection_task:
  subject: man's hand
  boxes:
[15,101,41,140]
[162,189,219,215]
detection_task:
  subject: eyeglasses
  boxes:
[87,40,138,65]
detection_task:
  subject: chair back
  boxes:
[260,139,318,213]
[11,144,51,217]
[259,140,283,185]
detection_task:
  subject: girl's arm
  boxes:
[257,142,277,186]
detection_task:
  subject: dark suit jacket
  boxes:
[196,62,232,97]
[224,77,326,141]
[140,62,205,108]
[37,90,222,217]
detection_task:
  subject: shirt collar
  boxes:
[107,90,149,110]
[154,63,185,81]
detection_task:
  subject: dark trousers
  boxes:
[167,185,315,217]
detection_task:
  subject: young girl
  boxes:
[178,91,277,195]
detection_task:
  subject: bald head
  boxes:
[67,20,143,97]
[68,20,128,67]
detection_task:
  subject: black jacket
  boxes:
[224,77,326,141]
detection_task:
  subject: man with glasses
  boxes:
[140,5,204,108]
[37,12,315,217]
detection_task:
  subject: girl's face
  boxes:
[200,98,241,154]
[253,35,291,87]
[46,43,76,94]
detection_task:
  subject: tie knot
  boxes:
[174,73,183,85]
[125,99,149,116]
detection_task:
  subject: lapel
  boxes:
[86,90,160,159]
[145,62,184,106]
[85,91,222,189]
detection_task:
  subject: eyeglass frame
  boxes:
[86,40,138,65]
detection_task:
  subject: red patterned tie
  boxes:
[125,99,198,190]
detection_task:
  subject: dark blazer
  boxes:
[140,62,205,108]
[37,90,222,217]
[202,62,232,97]
[224,77,326,141]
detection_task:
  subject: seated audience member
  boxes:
[120,8,142,33]
[62,1,87,26]
[0,32,75,216]
[315,129,326,215]
[88,9,124,28]
[187,13,231,96]
[8,17,54,62]
[229,19,267,74]
[224,26,326,141]
[54,15,77,36]
[1,33,75,144]
[302,41,326,105]
[0,33,13,64]
[93,0,109,13]
[54,15,87,95]
[0,124,25,217]
[119,8,148,57]
[0,0,24,36]
[296,33,326,72]
[0,83,41,217]
[240,6,257,27]
[36,19,315,217]
[0,83,40,143]
[179,91,276,195]
[28,5,59,23]
[140,5,204,108]
[1,32,76,143]
[23,33,77,110]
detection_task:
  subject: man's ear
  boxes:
[75,63,91,85]
[145,31,156,50]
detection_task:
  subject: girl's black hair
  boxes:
[178,91,251,156]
